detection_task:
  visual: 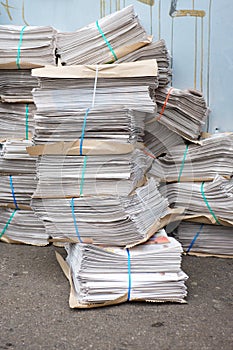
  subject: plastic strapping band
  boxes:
[25,104,29,140]
[9,175,19,209]
[96,20,118,61]
[157,87,174,121]
[178,145,189,182]
[186,223,204,253]
[79,156,88,197]
[0,209,17,239]
[79,65,98,155]
[201,182,221,225]
[70,198,83,243]
[80,108,90,156]
[126,248,131,301]
[16,25,27,69]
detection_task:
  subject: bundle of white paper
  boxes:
[0,207,48,245]
[0,102,35,140]
[65,229,188,305]
[0,25,56,68]
[0,140,36,174]
[118,39,172,87]
[175,222,233,257]
[33,148,153,198]
[33,107,146,144]
[161,175,233,222]
[144,117,184,157]
[149,134,233,182]
[155,87,208,140]
[31,178,169,246]
[56,5,149,65]
[0,174,36,206]
[0,69,38,102]
[31,61,158,115]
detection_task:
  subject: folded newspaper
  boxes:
[0,70,38,103]
[154,87,208,141]
[56,229,188,308]
[0,25,56,68]
[175,222,233,258]
[144,117,184,157]
[0,207,48,245]
[0,140,36,174]
[56,5,150,65]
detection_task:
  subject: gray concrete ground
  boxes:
[0,242,232,350]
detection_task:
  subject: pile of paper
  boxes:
[118,39,172,87]
[0,207,48,245]
[0,25,57,68]
[175,222,233,258]
[56,5,150,65]
[61,229,188,307]
[32,148,153,198]
[32,178,169,246]
[144,117,184,157]
[149,134,233,182]
[0,70,38,102]
[0,102,35,140]
[161,175,233,224]
[154,87,208,140]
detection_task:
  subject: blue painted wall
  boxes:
[0,0,232,133]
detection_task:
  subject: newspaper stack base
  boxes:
[56,229,188,308]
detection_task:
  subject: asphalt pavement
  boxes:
[0,242,232,350]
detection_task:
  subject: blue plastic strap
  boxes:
[186,223,204,253]
[9,175,19,209]
[16,25,27,69]
[80,108,90,156]
[25,104,29,140]
[126,248,131,301]
[178,145,189,182]
[79,156,88,197]
[70,198,83,243]
[0,209,17,239]
[96,20,118,61]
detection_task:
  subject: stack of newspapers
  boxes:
[0,140,48,245]
[0,25,56,245]
[154,87,208,141]
[56,5,150,65]
[61,229,188,308]
[28,58,188,306]
[118,39,172,87]
[175,222,233,258]
[0,25,56,68]
[149,134,233,182]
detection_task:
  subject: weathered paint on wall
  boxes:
[0,0,232,133]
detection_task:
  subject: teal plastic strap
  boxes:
[0,209,17,239]
[178,144,189,182]
[25,104,29,140]
[80,156,88,196]
[96,20,118,61]
[16,25,27,69]
[200,182,221,225]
